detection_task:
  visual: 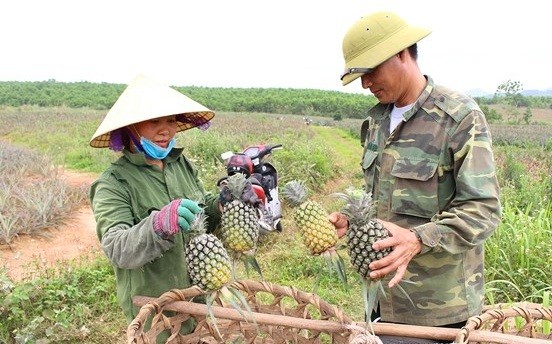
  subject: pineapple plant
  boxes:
[334,188,412,324]
[219,173,262,277]
[185,211,233,291]
[281,180,347,287]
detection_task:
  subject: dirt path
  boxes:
[0,170,101,281]
[312,126,364,196]
[0,127,362,282]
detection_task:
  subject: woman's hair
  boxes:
[107,115,212,151]
[109,128,131,152]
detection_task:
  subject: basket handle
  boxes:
[133,296,352,334]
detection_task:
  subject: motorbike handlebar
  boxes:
[244,144,283,161]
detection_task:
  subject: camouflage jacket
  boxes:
[360,76,501,326]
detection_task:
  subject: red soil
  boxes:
[0,170,100,281]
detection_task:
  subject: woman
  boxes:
[89,74,222,329]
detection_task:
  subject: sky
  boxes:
[1,0,550,95]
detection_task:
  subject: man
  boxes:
[329,11,501,342]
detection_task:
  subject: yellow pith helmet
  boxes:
[340,12,431,86]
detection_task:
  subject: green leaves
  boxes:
[0,255,121,343]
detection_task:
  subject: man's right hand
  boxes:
[153,199,201,239]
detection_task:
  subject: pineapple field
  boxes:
[1,106,551,343]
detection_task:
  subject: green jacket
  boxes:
[360,77,501,326]
[89,148,221,324]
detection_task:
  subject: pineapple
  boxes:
[334,188,411,324]
[281,180,347,287]
[220,173,262,277]
[185,211,232,291]
[281,180,337,254]
[336,189,391,280]
[185,211,255,336]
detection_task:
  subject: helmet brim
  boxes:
[341,13,431,86]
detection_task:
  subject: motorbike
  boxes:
[218,144,283,234]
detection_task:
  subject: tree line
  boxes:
[0,80,550,121]
[475,80,552,124]
[0,80,376,119]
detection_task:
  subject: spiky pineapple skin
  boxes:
[221,200,259,253]
[219,173,260,254]
[186,233,232,291]
[282,180,338,255]
[294,200,338,255]
[347,219,391,279]
[335,188,391,279]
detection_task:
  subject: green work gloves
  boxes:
[153,199,202,239]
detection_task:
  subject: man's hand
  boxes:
[328,212,349,238]
[368,220,422,288]
[219,176,261,208]
[153,199,202,239]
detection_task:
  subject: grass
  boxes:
[1,106,552,342]
[485,201,552,304]
[0,253,126,344]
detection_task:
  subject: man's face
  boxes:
[360,54,406,105]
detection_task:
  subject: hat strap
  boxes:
[127,126,145,153]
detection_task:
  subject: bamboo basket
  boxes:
[454,302,552,343]
[127,280,552,344]
[127,279,370,343]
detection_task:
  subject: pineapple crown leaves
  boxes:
[226,250,264,281]
[205,285,259,338]
[240,253,264,280]
[281,179,309,207]
[362,279,416,326]
[332,187,376,225]
[320,249,349,291]
[188,210,209,237]
[226,173,247,200]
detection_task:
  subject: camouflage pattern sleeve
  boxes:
[413,105,501,255]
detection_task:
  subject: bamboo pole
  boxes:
[133,296,552,344]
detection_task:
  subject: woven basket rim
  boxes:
[454,302,552,343]
[127,279,360,343]
[127,280,552,344]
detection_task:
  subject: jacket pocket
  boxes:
[391,157,439,218]
[362,150,378,192]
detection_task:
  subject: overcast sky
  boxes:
[1,0,550,95]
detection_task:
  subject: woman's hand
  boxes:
[153,199,201,239]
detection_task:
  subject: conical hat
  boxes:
[89,74,215,148]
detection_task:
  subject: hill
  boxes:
[467,88,552,98]
[523,88,552,96]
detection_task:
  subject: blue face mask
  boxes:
[140,137,176,160]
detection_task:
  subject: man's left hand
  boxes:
[219,176,261,208]
[368,220,422,288]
